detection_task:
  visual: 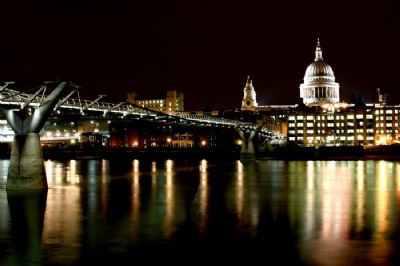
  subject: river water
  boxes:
[1,158,400,266]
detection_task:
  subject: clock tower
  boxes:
[241,76,258,111]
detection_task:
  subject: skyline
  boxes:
[0,1,399,111]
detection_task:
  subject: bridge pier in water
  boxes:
[237,124,264,163]
[3,81,69,190]
[7,134,47,189]
[239,137,256,162]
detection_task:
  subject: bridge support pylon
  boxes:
[2,81,69,190]
[7,133,47,189]
[237,124,264,163]
[239,137,256,162]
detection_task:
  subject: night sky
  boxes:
[0,0,399,111]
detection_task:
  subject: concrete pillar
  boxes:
[7,133,47,190]
[3,81,69,190]
[237,124,264,163]
[239,136,256,162]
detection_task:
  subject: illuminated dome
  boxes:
[300,39,340,105]
[305,61,334,79]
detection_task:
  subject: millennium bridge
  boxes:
[0,81,285,189]
[0,81,284,143]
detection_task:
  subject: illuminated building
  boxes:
[127,90,184,112]
[241,76,258,111]
[0,39,397,151]
[246,39,400,146]
[286,103,400,146]
[108,120,239,150]
[299,38,340,105]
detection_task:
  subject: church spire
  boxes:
[241,75,258,111]
[315,37,323,61]
[246,75,252,86]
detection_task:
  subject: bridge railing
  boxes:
[172,111,256,128]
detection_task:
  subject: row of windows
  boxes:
[289,112,399,121]
[138,100,165,104]
[288,121,399,128]
[139,101,176,107]
[289,122,399,128]
[288,136,375,141]
[375,116,398,120]
[289,129,398,135]
[375,109,399,114]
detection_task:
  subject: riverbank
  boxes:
[1,144,400,162]
[259,144,400,161]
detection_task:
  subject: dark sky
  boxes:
[0,0,399,111]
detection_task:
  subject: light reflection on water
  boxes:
[1,159,400,265]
